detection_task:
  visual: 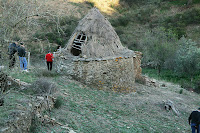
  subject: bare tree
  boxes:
[0,0,45,43]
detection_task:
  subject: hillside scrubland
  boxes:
[0,0,200,132]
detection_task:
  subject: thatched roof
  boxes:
[65,8,135,58]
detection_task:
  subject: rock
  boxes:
[61,125,69,130]
[0,127,10,132]
[37,96,44,100]
[69,130,76,133]
[161,84,166,87]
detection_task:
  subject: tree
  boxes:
[139,28,178,74]
[173,37,200,81]
[0,0,43,42]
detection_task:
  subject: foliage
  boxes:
[169,0,200,5]
[33,16,78,47]
[160,8,200,38]
[34,69,59,77]
[173,37,200,79]
[85,1,95,7]
[120,0,164,6]
[31,79,56,94]
[54,96,63,109]
[8,70,37,84]
[139,28,177,73]
[194,79,200,93]
[110,15,130,27]
[179,89,183,94]
[0,0,42,44]
[134,7,155,24]
[142,68,195,89]
[29,116,42,133]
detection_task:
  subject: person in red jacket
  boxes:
[45,51,54,71]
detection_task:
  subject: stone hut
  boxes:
[55,8,142,92]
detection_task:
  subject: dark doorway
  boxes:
[71,32,87,56]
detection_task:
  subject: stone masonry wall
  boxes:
[60,57,136,93]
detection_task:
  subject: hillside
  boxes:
[1,0,200,132]
[1,69,200,132]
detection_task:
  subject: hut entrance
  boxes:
[71,32,87,56]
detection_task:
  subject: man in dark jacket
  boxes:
[8,42,18,69]
[17,42,28,71]
[189,107,200,133]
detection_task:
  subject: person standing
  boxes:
[189,107,200,133]
[17,42,28,71]
[8,42,18,69]
[45,51,54,71]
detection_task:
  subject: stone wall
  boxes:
[57,56,140,93]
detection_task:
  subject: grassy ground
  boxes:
[35,76,200,133]
[1,58,200,132]
[142,68,200,92]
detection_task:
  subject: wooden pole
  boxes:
[28,52,30,70]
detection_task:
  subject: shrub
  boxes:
[194,79,200,93]
[135,8,154,24]
[161,8,200,38]
[179,89,183,94]
[33,16,78,47]
[54,96,63,109]
[139,27,178,73]
[34,69,59,77]
[29,116,41,133]
[85,1,95,7]
[173,37,200,80]
[31,79,56,94]
[110,15,129,27]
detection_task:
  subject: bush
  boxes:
[33,16,78,47]
[110,15,130,27]
[173,37,200,79]
[135,8,154,24]
[194,79,200,93]
[34,69,59,77]
[139,28,178,73]
[54,96,63,109]
[29,116,41,133]
[31,79,56,94]
[85,1,95,7]
[179,89,183,94]
[161,8,200,38]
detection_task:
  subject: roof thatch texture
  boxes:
[65,8,134,58]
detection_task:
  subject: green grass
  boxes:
[8,70,37,83]
[142,68,182,82]
[142,68,200,91]
[34,77,194,133]
[0,92,30,127]
[0,67,197,133]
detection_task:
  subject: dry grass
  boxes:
[35,76,200,133]
[69,0,119,14]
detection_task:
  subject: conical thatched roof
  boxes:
[65,8,134,58]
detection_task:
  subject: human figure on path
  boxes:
[189,107,200,133]
[17,42,28,72]
[45,51,54,71]
[8,42,18,69]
